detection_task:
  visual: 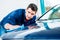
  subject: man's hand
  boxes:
[28,26,38,30]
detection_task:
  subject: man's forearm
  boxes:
[4,23,20,30]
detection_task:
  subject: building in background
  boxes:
[44,0,60,11]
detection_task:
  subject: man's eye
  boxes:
[28,11,30,13]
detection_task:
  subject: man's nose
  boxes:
[28,13,31,17]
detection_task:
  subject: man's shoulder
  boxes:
[30,16,36,21]
[14,9,25,14]
[32,16,36,20]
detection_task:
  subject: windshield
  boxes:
[40,5,60,20]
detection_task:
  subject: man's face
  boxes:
[25,8,36,20]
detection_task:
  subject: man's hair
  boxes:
[27,3,38,12]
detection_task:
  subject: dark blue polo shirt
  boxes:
[1,9,37,30]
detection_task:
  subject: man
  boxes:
[1,3,38,31]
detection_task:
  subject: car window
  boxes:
[49,7,60,19]
[39,5,60,20]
